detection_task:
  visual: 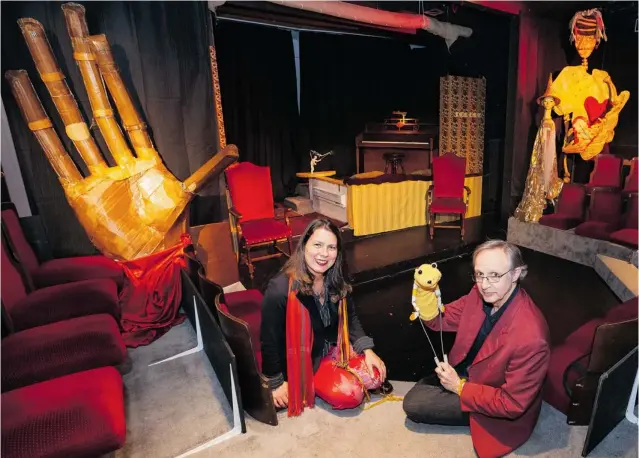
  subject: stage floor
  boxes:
[246,215,502,290]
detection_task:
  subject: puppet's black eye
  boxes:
[418,270,422,275]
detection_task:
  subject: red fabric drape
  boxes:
[118,234,191,348]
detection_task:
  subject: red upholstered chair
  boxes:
[584,154,623,195]
[622,157,638,195]
[610,193,639,248]
[1,313,126,393]
[225,162,294,279]
[1,203,124,290]
[574,188,622,241]
[539,183,587,230]
[427,153,471,239]
[1,367,126,458]
[1,237,120,332]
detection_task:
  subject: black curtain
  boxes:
[1,1,221,257]
[298,34,417,177]
[299,7,511,178]
[213,19,300,201]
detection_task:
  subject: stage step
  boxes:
[594,254,638,302]
[283,196,314,215]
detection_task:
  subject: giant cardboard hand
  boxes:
[6,5,238,261]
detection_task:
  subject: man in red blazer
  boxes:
[403,240,550,458]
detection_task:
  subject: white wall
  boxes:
[1,96,32,216]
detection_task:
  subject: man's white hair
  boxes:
[472,240,528,280]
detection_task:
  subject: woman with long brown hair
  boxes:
[260,218,387,416]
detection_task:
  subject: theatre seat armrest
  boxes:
[586,185,620,193]
[275,208,302,220]
[229,206,242,220]
[563,354,589,398]
[464,186,472,205]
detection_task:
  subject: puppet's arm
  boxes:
[410,281,420,321]
[435,287,445,313]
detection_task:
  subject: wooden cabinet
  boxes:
[355,123,438,174]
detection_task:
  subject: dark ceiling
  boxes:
[214,1,637,46]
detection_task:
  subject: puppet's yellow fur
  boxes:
[409,263,444,321]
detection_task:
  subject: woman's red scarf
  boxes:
[285,278,352,417]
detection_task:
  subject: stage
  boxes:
[190,214,501,292]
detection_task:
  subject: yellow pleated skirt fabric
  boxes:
[347,176,482,236]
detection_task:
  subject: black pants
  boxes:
[403,373,471,426]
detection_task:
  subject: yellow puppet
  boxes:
[410,263,444,321]
[409,263,448,364]
[551,8,630,177]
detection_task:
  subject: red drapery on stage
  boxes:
[510,13,567,205]
[118,234,191,348]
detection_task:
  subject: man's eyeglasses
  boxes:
[471,269,513,284]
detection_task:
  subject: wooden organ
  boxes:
[355,119,438,175]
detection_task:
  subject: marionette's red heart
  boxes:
[584,96,610,124]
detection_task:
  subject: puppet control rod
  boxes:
[415,299,448,366]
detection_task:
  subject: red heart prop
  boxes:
[584,96,609,125]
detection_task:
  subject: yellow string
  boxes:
[362,394,404,411]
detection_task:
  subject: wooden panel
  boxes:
[189,222,240,287]
[361,147,432,174]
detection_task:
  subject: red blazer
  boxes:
[425,285,550,458]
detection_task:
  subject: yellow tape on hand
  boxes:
[65,122,91,141]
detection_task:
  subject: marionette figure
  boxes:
[514,75,564,223]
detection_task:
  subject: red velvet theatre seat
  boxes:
[225,162,295,280]
[1,313,126,393]
[622,157,638,195]
[1,238,120,332]
[1,204,124,290]
[544,298,637,424]
[427,152,471,239]
[197,271,277,425]
[574,188,622,241]
[610,193,639,248]
[1,367,126,458]
[539,183,587,230]
[584,154,623,195]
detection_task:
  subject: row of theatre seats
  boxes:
[1,204,129,458]
[182,251,280,425]
[539,185,638,248]
[538,155,638,246]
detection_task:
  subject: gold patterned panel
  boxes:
[439,76,486,175]
[209,45,227,149]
